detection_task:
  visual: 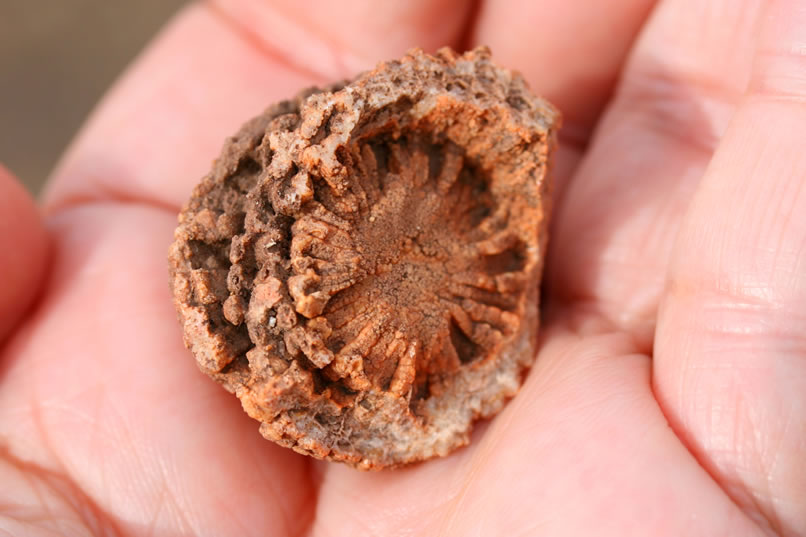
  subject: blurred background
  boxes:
[1,1,188,194]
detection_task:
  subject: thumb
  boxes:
[0,165,48,343]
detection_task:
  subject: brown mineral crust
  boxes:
[169,47,560,469]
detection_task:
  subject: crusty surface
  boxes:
[169,47,560,469]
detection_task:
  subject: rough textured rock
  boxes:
[169,47,560,469]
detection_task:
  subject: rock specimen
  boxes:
[169,47,560,469]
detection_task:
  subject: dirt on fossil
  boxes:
[169,47,560,469]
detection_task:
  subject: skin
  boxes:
[1,0,805,535]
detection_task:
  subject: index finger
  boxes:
[45,1,474,213]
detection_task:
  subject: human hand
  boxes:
[2,1,804,535]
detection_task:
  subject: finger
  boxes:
[655,2,806,533]
[471,0,657,145]
[208,0,476,79]
[547,0,764,344]
[0,166,48,344]
[0,205,313,535]
[45,1,473,214]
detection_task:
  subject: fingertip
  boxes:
[0,166,49,342]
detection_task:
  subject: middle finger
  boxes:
[546,0,763,343]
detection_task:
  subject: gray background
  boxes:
[1,1,188,194]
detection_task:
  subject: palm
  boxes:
[2,1,804,536]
